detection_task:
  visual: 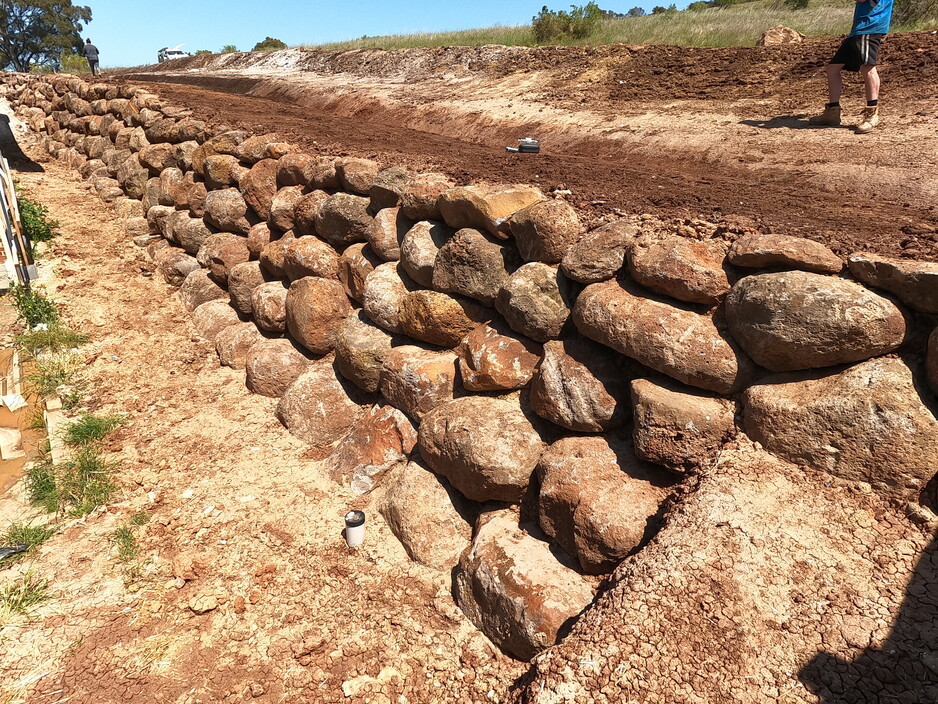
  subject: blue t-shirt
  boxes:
[850,0,894,36]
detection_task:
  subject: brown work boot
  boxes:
[809,104,842,126]
[856,106,880,134]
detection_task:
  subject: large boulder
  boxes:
[727,233,843,274]
[335,156,379,195]
[399,220,452,288]
[176,218,214,256]
[324,404,418,494]
[432,228,522,305]
[277,152,318,187]
[246,222,275,259]
[399,290,492,348]
[191,299,241,342]
[179,269,228,312]
[203,154,242,190]
[454,509,594,661]
[156,250,200,287]
[757,25,805,46]
[574,280,755,394]
[725,271,907,371]
[400,172,454,221]
[239,158,279,220]
[268,185,306,233]
[380,461,472,570]
[227,261,271,316]
[362,262,415,335]
[367,206,412,262]
[380,346,460,422]
[370,166,414,210]
[237,134,291,164]
[629,237,731,306]
[276,357,369,453]
[338,243,381,303]
[282,236,340,281]
[561,219,639,284]
[334,311,395,393]
[537,435,672,574]
[631,378,737,474]
[418,395,545,502]
[215,322,266,370]
[251,281,289,333]
[530,337,633,432]
[929,327,938,396]
[258,232,296,279]
[496,263,573,343]
[742,357,938,500]
[508,199,584,264]
[245,338,311,398]
[439,184,544,238]
[456,322,542,392]
[847,252,938,314]
[192,130,248,174]
[203,188,257,235]
[292,190,331,236]
[284,277,352,354]
[315,192,373,249]
[198,233,250,283]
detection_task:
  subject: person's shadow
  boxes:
[799,528,938,702]
[739,115,851,130]
[0,114,44,172]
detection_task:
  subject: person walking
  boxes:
[82,38,100,77]
[810,0,894,134]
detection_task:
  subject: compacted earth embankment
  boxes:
[0,70,937,704]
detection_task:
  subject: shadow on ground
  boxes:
[739,115,853,131]
[0,115,44,172]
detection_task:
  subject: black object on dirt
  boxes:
[0,544,29,562]
[506,137,540,154]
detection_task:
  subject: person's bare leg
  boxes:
[860,65,880,102]
[827,63,845,103]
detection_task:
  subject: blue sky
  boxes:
[82,0,674,68]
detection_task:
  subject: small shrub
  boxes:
[129,511,152,527]
[7,284,59,328]
[0,523,55,563]
[220,44,238,53]
[0,571,50,616]
[24,351,83,398]
[111,526,138,564]
[15,325,89,356]
[63,413,124,446]
[18,196,60,243]
[26,458,59,514]
[252,36,287,51]
[26,446,118,516]
[532,2,603,43]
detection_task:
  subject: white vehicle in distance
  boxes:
[157,45,187,63]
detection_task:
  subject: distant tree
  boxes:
[252,36,287,52]
[600,7,626,17]
[0,0,92,72]
[193,49,212,55]
[220,44,238,53]
[687,0,711,9]
[532,2,604,43]
[626,6,646,15]
[651,5,667,12]
[58,48,87,73]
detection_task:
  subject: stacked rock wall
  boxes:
[4,73,937,662]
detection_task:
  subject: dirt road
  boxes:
[120,31,938,260]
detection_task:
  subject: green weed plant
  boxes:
[63,413,124,447]
[0,571,50,616]
[7,284,59,329]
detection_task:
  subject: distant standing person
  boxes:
[811,0,894,134]
[83,38,100,77]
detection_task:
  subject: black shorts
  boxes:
[830,34,883,72]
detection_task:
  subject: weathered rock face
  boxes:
[284,277,352,354]
[338,243,381,303]
[307,157,340,191]
[227,261,270,316]
[509,199,584,264]
[418,395,545,502]
[292,190,330,236]
[237,134,291,164]
[725,271,907,372]
[240,158,279,220]
[115,153,149,199]
[277,152,318,187]
[203,188,256,235]
[176,218,214,256]
[245,338,311,398]
[199,233,250,283]
[380,461,472,570]
[432,228,522,305]
[335,156,380,195]
[370,166,414,210]
[268,184,305,233]
[439,184,544,237]
[399,290,492,348]
[367,206,411,262]
[400,172,454,221]
[399,220,452,288]
[743,357,938,500]
[454,509,594,661]
[561,219,639,284]
[629,237,731,305]
[334,311,395,394]
[282,236,340,281]
[362,262,415,334]
[456,322,542,392]
[276,357,369,452]
[203,154,241,190]
[631,378,737,474]
[179,269,228,312]
[496,263,573,343]
[191,299,241,342]
[315,192,373,249]
[157,250,200,287]
[928,327,938,396]
[847,252,938,314]
[574,280,755,394]
[324,404,418,494]
[380,346,460,422]
[258,232,296,279]
[251,281,289,333]
[215,322,266,370]
[727,233,843,274]
[537,435,672,574]
[530,338,633,432]
[246,222,274,259]
[192,130,247,174]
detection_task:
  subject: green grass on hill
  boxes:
[307,0,935,51]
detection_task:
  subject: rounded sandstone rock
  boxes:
[285,277,352,354]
